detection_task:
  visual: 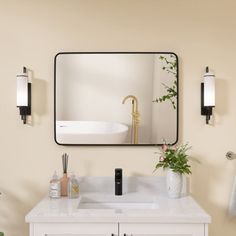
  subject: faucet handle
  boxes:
[115,168,123,180]
[132,111,140,126]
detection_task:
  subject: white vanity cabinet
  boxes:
[26,178,210,236]
[26,196,210,236]
[29,222,208,236]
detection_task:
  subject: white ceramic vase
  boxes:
[166,169,183,198]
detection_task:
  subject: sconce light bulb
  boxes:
[16,66,31,124]
[16,73,28,106]
[203,68,215,107]
[201,66,216,124]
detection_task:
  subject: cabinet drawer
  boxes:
[33,223,118,236]
[119,223,205,236]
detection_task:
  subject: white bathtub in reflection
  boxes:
[56,121,128,144]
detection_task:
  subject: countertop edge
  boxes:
[25,195,211,224]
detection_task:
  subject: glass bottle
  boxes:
[49,171,61,198]
[68,173,79,198]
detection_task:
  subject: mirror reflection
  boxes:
[54,52,178,145]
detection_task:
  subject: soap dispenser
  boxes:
[68,173,79,198]
[49,171,61,198]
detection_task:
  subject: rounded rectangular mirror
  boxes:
[54,52,178,146]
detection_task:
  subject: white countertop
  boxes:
[25,177,211,224]
[25,193,211,224]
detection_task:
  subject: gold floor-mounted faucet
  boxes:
[122,95,140,144]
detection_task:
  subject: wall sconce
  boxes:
[201,66,215,124]
[16,67,31,124]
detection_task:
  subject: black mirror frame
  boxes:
[54,52,179,146]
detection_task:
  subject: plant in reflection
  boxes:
[154,143,192,175]
[153,54,177,109]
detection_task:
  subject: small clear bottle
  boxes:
[68,173,79,198]
[49,171,61,198]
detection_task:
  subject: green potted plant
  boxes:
[154,143,191,198]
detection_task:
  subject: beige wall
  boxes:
[0,0,236,235]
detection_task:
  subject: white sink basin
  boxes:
[78,202,159,210]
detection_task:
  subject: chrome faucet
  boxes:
[122,95,140,144]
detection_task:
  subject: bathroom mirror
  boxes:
[54,52,178,146]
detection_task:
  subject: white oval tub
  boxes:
[56,121,128,144]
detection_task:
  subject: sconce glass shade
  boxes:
[203,72,215,107]
[16,73,28,106]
